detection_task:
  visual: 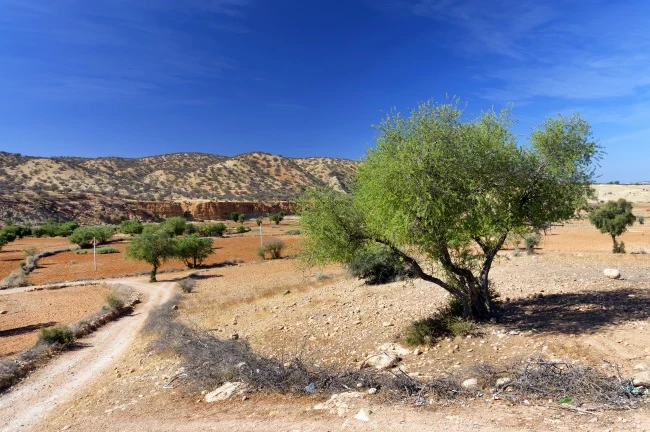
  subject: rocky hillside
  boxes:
[0,151,357,225]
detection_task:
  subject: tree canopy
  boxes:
[299,100,601,320]
[125,225,175,282]
[588,198,635,253]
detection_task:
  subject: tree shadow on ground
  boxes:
[500,287,650,335]
[0,322,58,337]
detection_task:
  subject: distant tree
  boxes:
[162,216,187,236]
[174,234,214,268]
[0,228,17,251]
[255,217,264,226]
[237,213,246,223]
[299,101,601,320]
[230,212,240,222]
[588,199,636,253]
[119,219,143,235]
[197,223,227,237]
[269,213,284,225]
[125,226,175,282]
[68,226,116,247]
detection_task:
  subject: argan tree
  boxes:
[588,199,635,253]
[125,225,175,282]
[299,100,600,320]
[174,234,214,268]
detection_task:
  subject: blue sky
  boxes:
[0,0,648,182]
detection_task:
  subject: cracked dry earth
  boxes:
[3,220,650,431]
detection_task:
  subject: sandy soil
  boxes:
[0,284,112,358]
[0,279,174,432]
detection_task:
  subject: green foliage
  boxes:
[524,234,540,254]
[0,228,17,250]
[230,212,240,222]
[403,298,475,346]
[162,217,187,236]
[184,223,197,235]
[638,216,645,225]
[173,234,214,268]
[1,225,31,239]
[269,213,284,225]
[68,225,116,247]
[237,213,246,223]
[346,245,413,285]
[256,217,264,226]
[96,246,119,254]
[105,293,125,311]
[39,325,74,346]
[588,199,636,254]
[24,246,37,257]
[119,219,143,235]
[299,100,601,320]
[75,249,88,255]
[236,225,250,234]
[125,225,175,282]
[32,220,79,237]
[257,239,285,260]
[196,223,227,237]
[285,229,301,235]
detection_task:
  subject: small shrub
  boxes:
[178,277,196,293]
[75,249,88,255]
[230,212,240,222]
[255,217,264,226]
[105,293,124,312]
[285,229,301,235]
[268,213,284,225]
[39,325,74,346]
[197,223,227,237]
[638,216,645,225]
[613,241,626,254]
[96,246,119,254]
[1,270,26,288]
[236,225,249,234]
[346,245,413,285]
[524,234,540,254]
[24,247,37,257]
[237,214,246,223]
[257,239,285,260]
[402,298,475,346]
[119,219,143,235]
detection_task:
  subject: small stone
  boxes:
[413,347,422,356]
[0,310,7,315]
[496,377,512,387]
[230,333,239,340]
[632,370,650,387]
[171,305,179,310]
[367,387,377,395]
[205,382,249,402]
[283,290,291,295]
[382,322,394,327]
[462,378,478,389]
[354,408,370,422]
[603,268,621,279]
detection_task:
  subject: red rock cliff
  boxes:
[128,200,294,220]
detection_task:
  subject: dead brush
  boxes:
[471,357,637,409]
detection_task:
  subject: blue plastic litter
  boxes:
[305,382,315,394]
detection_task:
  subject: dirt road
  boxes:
[0,280,174,432]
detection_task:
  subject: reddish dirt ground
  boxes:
[26,221,301,285]
[0,284,112,358]
[0,237,70,281]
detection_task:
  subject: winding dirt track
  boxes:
[0,280,174,432]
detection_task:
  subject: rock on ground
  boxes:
[205,382,249,402]
[603,268,621,279]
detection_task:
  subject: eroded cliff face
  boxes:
[129,200,295,221]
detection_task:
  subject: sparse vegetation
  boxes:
[403,298,476,346]
[285,229,301,235]
[162,216,187,236]
[638,215,645,225]
[524,234,540,254]
[268,212,284,225]
[38,325,74,346]
[96,246,119,254]
[32,220,79,238]
[588,199,636,253]
[178,277,196,293]
[125,225,175,282]
[105,293,125,312]
[236,225,249,234]
[257,239,285,259]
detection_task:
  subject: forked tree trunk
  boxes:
[150,265,158,282]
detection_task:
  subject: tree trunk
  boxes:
[149,265,158,283]
[611,234,619,253]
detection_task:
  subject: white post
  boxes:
[259,223,263,246]
[93,237,97,271]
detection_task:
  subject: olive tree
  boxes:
[588,199,635,253]
[125,225,174,282]
[299,101,600,320]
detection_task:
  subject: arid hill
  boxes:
[0,151,356,225]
